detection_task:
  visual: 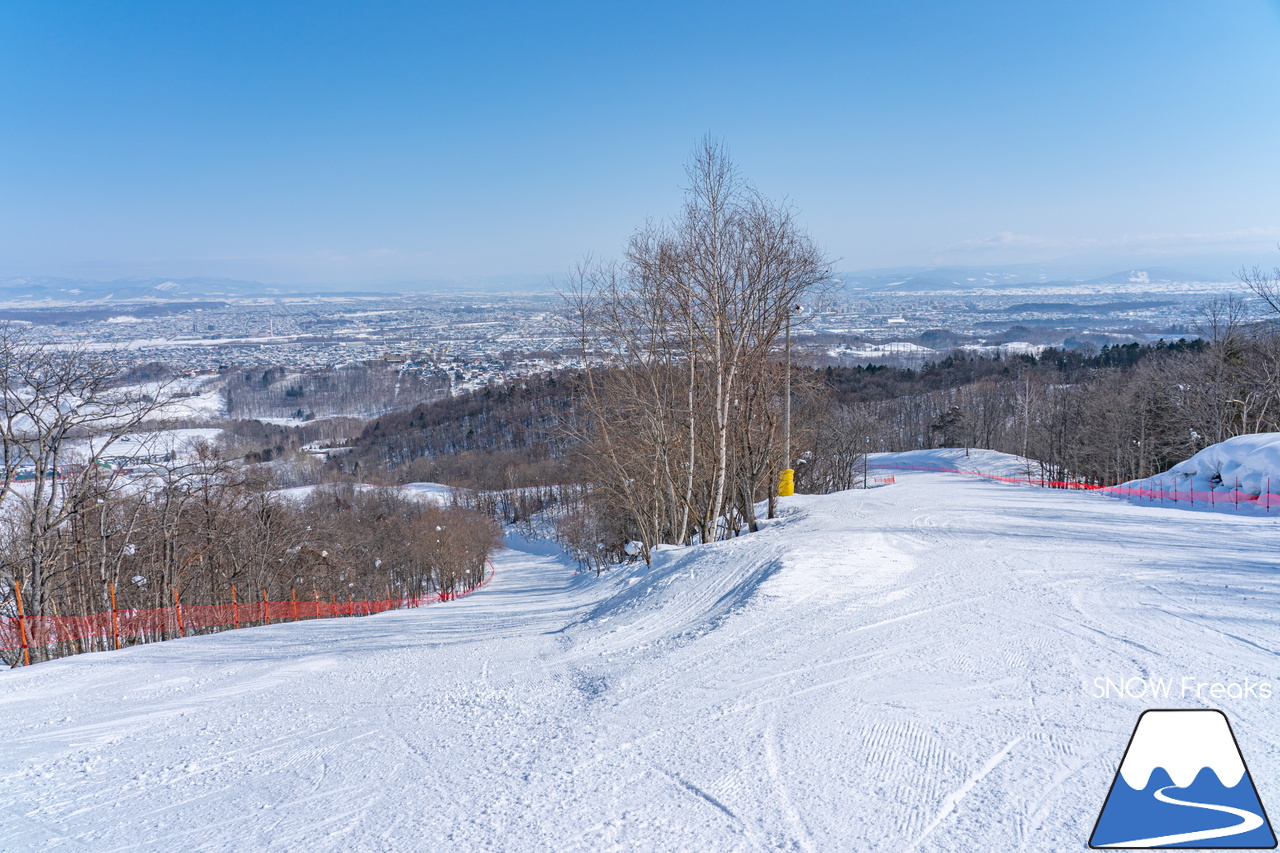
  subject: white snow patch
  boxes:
[961,341,1047,357]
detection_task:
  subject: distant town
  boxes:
[0,273,1247,399]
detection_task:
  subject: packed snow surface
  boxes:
[1122,432,1280,496]
[4,458,1280,850]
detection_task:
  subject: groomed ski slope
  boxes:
[4,449,1280,851]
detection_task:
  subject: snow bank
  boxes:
[1122,433,1280,497]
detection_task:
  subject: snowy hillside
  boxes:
[4,462,1280,850]
[273,481,454,504]
[867,446,1043,479]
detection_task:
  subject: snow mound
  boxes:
[1122,433,1280,497]
[868,447,1041,480]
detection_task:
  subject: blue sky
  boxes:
[3,1,1280,285]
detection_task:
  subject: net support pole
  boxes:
[14,580,30,667]
[110,583,120,651]
[173,588,185,638]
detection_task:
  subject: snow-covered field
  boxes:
[87,428,224,461]
[4,459,1280,850]
[272,481,454,504]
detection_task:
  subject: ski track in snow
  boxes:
[3,452,1280,850]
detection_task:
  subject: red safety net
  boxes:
[872,461,1280,508]
[2,560,495,655]
[1096,481,1279,509]
[872,461,1105,490]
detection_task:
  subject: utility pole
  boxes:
[783,308,792,471]
[779,304,801,498]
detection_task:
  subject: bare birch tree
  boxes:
[563,138,831,556]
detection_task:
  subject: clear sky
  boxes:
[3,1,1280,286]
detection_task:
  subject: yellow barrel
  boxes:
[778,468,795,497]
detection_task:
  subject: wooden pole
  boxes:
[110,582,120,651]
[313,588,320,619]
[173,588,185,638]
[331,593,336,617]
[262,589,270,625]
[13,579,30,667]
[231,584,240,630]
[291,588,299,622]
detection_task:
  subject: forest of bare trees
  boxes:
[0,328,499,666]
[222,363,449,420]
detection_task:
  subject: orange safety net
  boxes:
[2,561,495,654]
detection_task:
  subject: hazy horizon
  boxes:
[4,1,1280,286]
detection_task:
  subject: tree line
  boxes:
[796,301,1278,489]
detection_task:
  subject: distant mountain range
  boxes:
[0,274,559,303]
[0,262,1242,305]
[0,276,351,302]
[836,262,1233,293]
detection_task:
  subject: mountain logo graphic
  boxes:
[1090,709,1276,848]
